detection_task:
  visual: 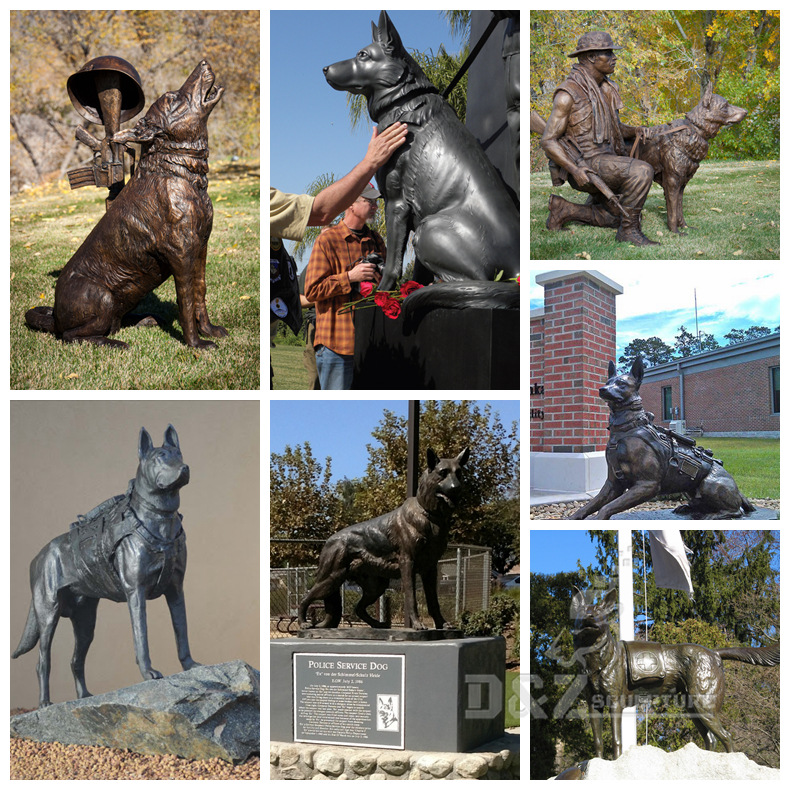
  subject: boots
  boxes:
[546,194,620,231]
[615,206,660,246]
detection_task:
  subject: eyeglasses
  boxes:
[357,197,379,207]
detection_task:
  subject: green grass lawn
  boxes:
[530,160,780,260]
[10,159,260,389]
[699,438,779,499]
[270,343,310,390]
[505,670,521,729]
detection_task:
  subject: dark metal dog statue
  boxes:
[632,82,747,233]
[298,448,469,630]
[25,61,227,349]
[570,357,755,519]
[324,12,518,303]
[571,587,779,759]
[12,425,198,707]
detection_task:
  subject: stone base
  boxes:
[270,732,519,780]
[530,451,607,496]
[271,636,505,753]
[297,627,464,641]
[611,506,778,520]
[353,306,519,390]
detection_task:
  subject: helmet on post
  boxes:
[67,56,145,125]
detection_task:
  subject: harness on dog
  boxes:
[623,641,666,684]
[68,479,185,602]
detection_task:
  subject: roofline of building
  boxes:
[643,332,780,379]
[534,269,624,295]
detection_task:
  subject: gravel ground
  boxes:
[10,711,260,780]
[530,498,780,520]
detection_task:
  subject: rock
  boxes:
[416,754,453,777]
[279,744,301,767]
[348,752,378,775]
[10,661,259,764]
[455,754,489,779]
[314,750,344,777]
[379,753,410,775]
[577,744,779,780]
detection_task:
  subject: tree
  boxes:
[724,325,774,344]
[270,442,340,567]
[353,401,520,570]
[674,325,697,357]
[697,331,720,353]
[618,336,675,370]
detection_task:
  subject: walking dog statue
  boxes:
[570,356,755,519]
[572,587,779,759]
[12,425,198,708]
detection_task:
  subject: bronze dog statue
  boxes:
[570,357,755,519]
[298,448,469,630]
[25,61,227,349]
[12,425,198,707]
[324,12,518,308]
[572,587,779,759]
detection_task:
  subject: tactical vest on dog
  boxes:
[624,641,666,684]
[68,479,184,602]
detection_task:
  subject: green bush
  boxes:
[458,592,518,637]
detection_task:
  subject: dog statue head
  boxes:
[417,447,470,513]
[570,586,617,644]
[599,356,644,405]
[137,424,190,493]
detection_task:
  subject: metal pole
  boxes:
[618,529,638,751]
[407,400,420,497]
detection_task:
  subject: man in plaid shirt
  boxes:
[305,184,385,389]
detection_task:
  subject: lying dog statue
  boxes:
[12,425,198,707]
[572,587,779,758]
[25,61,227,349]
[571,357,755,519]
[299,448,469,630]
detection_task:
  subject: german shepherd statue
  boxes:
[299,447,469,630]
[570,357,755,520]
[634,81,747,234]
[25,61,227,349]
[324,12,518,312]
[13,425,198,707]
[572,587,779,759]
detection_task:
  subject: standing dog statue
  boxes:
[572,587,779,758]
[633,81,747,233]
[25,61,227,349]
[324,12,518,305]
[571,357,754,519]
[299,448,469,630]
[12,425,198,708]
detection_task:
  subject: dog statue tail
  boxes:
[403,282,519,317]
[12,601,39,658]
[25,305,56,334]
[715,643,779,667]
[740,494,756,513]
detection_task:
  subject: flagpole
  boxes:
[618,528,637,752]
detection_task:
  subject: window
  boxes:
[770,367,779,414]
[662,386,673,421]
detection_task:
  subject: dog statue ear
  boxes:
[457,447,470,467]
[164,424,180,450]
[375,10,403,55]
[631,355,645,385]
[139,427,153,459]
[702,79,713,108]
[570,586,586,617]
[607,360,616,379]
[426,447,439,470]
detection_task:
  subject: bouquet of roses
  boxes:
[339,279,424,320]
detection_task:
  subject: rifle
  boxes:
[530,110,624,215]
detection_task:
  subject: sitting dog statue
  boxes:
[12,425,199,707]
[25,61,227,349]
[298,448,469,630]
[572,587,779,759]
[570,357,754,519]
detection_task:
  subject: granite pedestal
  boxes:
[271,636,505,753]
[353,307,519,390]
[610,506,778,520]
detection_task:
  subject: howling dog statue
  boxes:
[572,587,779,759]
[570,357,755,519]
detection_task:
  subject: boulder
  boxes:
[10,661,259,764]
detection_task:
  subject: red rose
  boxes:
[399,280,424,298]
[359,281,374,297]
[380,298,401,319]
[374,291,391,307]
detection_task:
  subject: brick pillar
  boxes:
[535,270,623,453]
[529,309,545,450]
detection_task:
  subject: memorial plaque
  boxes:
[294,652,405,749]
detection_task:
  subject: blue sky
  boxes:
[270,400,520,484]
[270,10,464,269]
[530,266,780,362]
[530,529,601,575]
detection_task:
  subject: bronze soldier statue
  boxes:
[540,31,659,246]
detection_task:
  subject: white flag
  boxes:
[648,530,693,595]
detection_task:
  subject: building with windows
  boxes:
[639,332,779,437]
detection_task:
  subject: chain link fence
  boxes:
[270,542,492,638]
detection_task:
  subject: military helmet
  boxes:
[67,56,145,125]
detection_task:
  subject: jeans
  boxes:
[315,345,353,390]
